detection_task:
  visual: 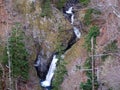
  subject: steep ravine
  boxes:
[34,0,82,90]
[0,0,120,90]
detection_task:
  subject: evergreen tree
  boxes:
[4,23,29,81]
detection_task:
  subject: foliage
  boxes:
[101,40,118,61]
[84,9,101,26]
[101,52,108,62]
[52,44,67,90]
[0,38,4,62]
[80,79,92,90]
[52,57,67,90]
[84,57,92,69]
[105,40,118,52]
[30,2,36,13]
[84,26,100,51]
[79,0,90,6]
[84,9,93,26]
[56,0,67,10]
[3,23,29,81]
[80,57,99,90]
[41,0,52,17]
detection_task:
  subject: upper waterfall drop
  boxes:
[41,55,58,87]
[66,7,73,14]
[65,7,74,24]
[65,6,81,38]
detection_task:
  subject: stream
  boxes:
[34,0,81,90]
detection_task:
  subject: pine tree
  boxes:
[4,23,29,81]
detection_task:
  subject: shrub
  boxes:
[79,0,90,6]
[84,9,101,26]
[84,26,99,51]
[56,0,67,10]
[84,9,93,26]
[52,57,67,90]
[41,0,52,17]
[105,40,118,52]
[80,57,99,90]
[101,40,118,61]
[52,45,67,90]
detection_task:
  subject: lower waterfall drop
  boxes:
[41,55,58,87]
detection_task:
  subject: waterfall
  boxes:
[66,7,73,14]
[65,7,74,24]
[66,6,81,39]
[34,1,81,89]
[41,55,58,87]
[73,27,81,39]
[71,14,74,24]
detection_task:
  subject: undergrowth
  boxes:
[52,28,67,90]
[84,26,100,51]
[101,40,118,61]
[52,45,67,90]
[79,0,90,6]
[41,0,52,17]
[84,9,101,26]
[56,0,67,10]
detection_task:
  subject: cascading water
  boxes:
[73,27,81,38]
[65,6,81,39]
[34,0,82,90]
[41,55,58,87]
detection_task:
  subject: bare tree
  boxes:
[5,21,12,90]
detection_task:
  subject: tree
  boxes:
[4,23,29,82]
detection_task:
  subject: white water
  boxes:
[66,7,73,14]
[66,7,81,38]
[71,14,74,24]
[34,59,40,67]
[29,0,35,2]
[66,7,74,24]
[40,5,81,88]
[73,27,81,39]
[41,55,58,87]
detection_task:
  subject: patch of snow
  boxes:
[73,27,81,39]
[41,55,58,87]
